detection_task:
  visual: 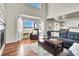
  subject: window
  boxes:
[23,20,34,28]
[31,3,41,8]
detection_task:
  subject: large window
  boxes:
[23,20,34,28]
[31,3,41,8]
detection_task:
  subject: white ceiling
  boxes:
[47,3,79,18]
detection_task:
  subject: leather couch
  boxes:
[59,30,79,49]
[47,31,51,39]
[47,29,79,49]
[30,29,39,40]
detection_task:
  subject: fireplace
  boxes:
[0,22,5,49]
[1,29,4,48]
[0,29,5,49]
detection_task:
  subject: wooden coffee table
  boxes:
[45,38,64,55]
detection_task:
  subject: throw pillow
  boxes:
[69,43,79,56]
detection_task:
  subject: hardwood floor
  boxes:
[21,39,38,44]
[2,39,38,56]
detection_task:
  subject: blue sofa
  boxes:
[59,30,79,49]
[47,29,79,49]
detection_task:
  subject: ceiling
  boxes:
[47,3,79,18]
[65,11,79,19]
[50,11,79,22]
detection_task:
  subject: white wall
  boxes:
[63,18,79,32]
[5,3,47,43]
[45,20,54,31]
[45,19,61,32]
[47,3,79,18]
[63,18,79,28]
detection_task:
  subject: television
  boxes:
[23,20,34,28]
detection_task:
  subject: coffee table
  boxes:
[44,38,64,55]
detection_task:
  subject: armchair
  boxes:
[30,29,39,40]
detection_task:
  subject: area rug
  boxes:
[18,42,69,56]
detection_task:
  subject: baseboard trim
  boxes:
[5,40,20,45]
[6,39,19,44]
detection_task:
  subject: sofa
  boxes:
[47,29,79,49]
[59,29,79,49]
[47,31,51,39]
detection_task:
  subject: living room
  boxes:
[1,3,79,56]
[40,12,79,56]
[39,3,79,56]
[0,3,46,56]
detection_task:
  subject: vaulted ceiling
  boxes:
[47,3,79,18]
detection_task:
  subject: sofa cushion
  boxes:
[63,40,73,48]
[59,29,69,38]
[62,39,79,48]
[59,32,68,38]
[64,39,79,43]
[67,32,79,41]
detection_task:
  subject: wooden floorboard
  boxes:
[2,39,38,56]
